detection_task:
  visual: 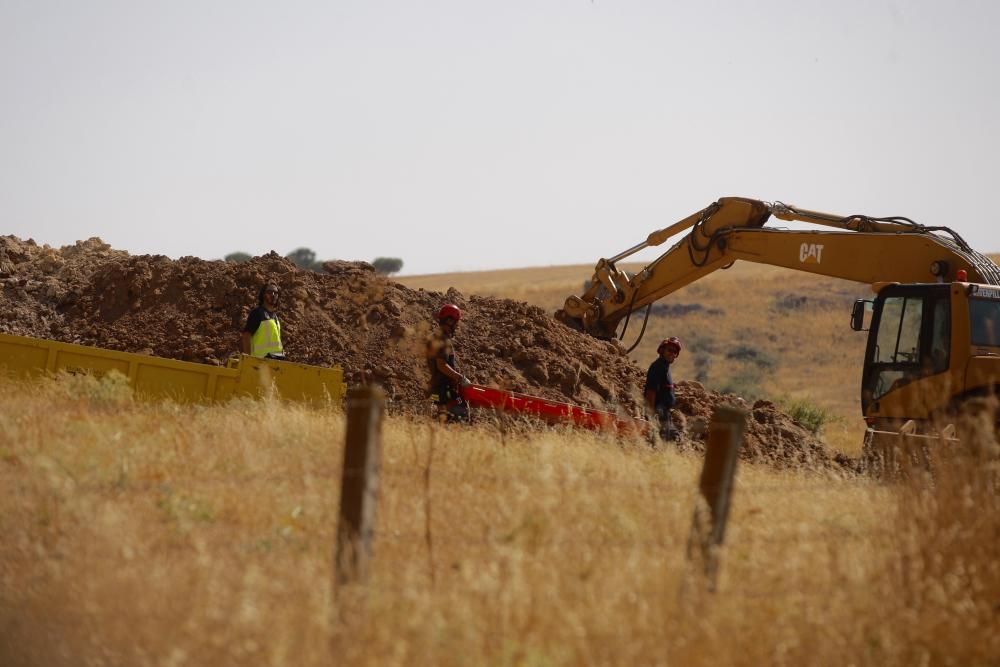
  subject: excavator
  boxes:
[555,197,1000,448]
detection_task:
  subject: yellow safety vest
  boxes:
[250,317,283,358]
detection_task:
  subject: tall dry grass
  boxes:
[2,375,997,666]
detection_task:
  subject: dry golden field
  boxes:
[4,259,1000,665]
[1,374,997,666]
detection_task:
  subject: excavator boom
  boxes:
[557,197,1000,339]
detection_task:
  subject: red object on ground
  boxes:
[461,383,649,435]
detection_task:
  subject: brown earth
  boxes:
[0,235,849,471]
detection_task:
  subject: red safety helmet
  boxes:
[657,337,682,355]
[437,303,462,322]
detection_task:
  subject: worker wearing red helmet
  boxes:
[644,336,682,442]
[426,303,471,423]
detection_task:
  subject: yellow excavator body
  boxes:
[557,196,1000,441]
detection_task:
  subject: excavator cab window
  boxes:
[862,285,951,408]
[928,298,951,373]
[969,297,1000,347]
[874,295,922,361]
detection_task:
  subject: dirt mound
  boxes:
[673,382,849,471]
[0,235,850,471]
[0,236,128,340]
[0,237,643,411]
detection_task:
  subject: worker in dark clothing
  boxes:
[426,303,471,423]
[242,283,286,360]
[645,336,681,442]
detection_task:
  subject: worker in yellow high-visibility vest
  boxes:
[241,283,286,359]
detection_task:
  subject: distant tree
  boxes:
[286,247,323,271]
[286,247,316,268]
[372,257,404,275]
[224,251,252,263]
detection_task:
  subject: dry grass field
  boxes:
[1,374,997,666]
[3,258,999,665]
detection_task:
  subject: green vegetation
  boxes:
[223,251,252,263]
[285,247,325,271]
[692,351,712,384]
[726,344,777,371]
[777,395,838,435]
[372,257,404,275]
[225,248,406,275]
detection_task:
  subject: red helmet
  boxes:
[437,303,462,322]
[657,337,682,355]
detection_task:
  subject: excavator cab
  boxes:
[860,284,952,421]
[861,281,1000,427]
[860,281,1000,474]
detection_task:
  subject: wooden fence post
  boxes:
[335,385,385,589]
[686,405,747,591]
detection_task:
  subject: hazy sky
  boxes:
[2,1,998,275]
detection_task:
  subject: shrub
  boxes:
[693,352,712,384]
[372,257,404,275]
[648,303,724,317]
[772,293,810,311]
[725,344,777,371]
[777,395,835,435]
[286,248,325,271]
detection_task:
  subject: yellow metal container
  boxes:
[0,332,346,405]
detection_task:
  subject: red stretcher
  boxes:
[461,383,650,436]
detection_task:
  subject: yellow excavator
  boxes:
[556,197,1000,439]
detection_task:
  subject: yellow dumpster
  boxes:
[0,332,346,405]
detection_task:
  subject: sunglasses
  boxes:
[265,288,280,295]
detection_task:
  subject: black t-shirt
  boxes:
[243,306,279,335]
[644,357,675,409]
[426,332,456,392]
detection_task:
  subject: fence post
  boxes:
[686,405,747,591]
[334,385,385,589]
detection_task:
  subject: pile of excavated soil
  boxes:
[673,384,854,471]
[0,235,850,471]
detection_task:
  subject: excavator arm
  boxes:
[557,196,1000,339]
